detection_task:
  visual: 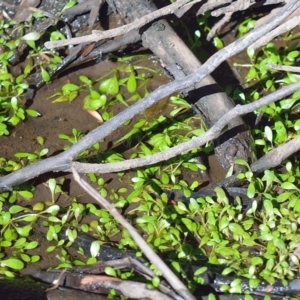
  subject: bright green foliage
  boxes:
[237,18,256,36]
[49,57,158,121]
[0,17,63,135]
[2,12,300,297]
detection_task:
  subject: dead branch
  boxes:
[211,0,254,17]
[255,2,299,27]
[178,0,286,40]
[0,0,299,191]
[207,135,300,189]
[78,277,174,300]
[266,63,300,73]
[69,79,300,174]
[44,0,192,49]
[175,0,233,18]
[72,168,195,300]
[207,0,255,40]
[251,15,300,49]
[251,136,300,173]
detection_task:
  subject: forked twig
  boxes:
[0,0,299,191]
[45,0,192,49]
[71,167,196,300]
[70,78,300,174]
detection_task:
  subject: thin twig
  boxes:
[0,0,299,191]
[69,79,300,174]
[71,168,195,300]
[266,63,300,73]
[45,0,192,49]
[251,16,300,49]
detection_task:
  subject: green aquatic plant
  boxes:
[49,56,158,121]
[0,16,64,135]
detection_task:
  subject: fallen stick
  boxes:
[72,167,195,300]
[0,0,299,191]
[44,0,192,49]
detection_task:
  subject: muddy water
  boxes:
[0,60,118,159]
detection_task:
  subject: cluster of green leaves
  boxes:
[229,40,300,159]
[0,175,131,275]
[245,42,300,91]
[237,18,256,37]
[0,190,38,277]
[0,84,209,277]
[4,12,300,297]
[117,159,300,289]
[0,16,65,135]
[49,56,158,121]
[115,95,208,195]
[198,18,300,289]
[0,136,48,174]
[193,162,300,287]
[182,11,224,58]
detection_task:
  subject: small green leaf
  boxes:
[41,67,50,83]
[47,245,56,252]
[194,266,208,276]
[62,83,79,94]
[16,225,32,236]
[152,277,160,288]
[20,254,30,262]
[44,205,60,214]
[99,74,119,95]
[24,241,38,250]
[9,205,25,214]
[208,293,217,300]
[213,37,224,49]
[294,120,300,131]
[1,258,24,270]
[62,0,77,11]
[264,200,273,214]
[104,266,117,277]
[247,46,255,59]
[90,241,101,258]
[26,109,40,117]
[31,255,40,263]
[127,72,137,93]
[79,75,92,85]
[228,223,245,235]
[287,50,300,61]
[22,32,41,41]
[22,215,37,222]
[14,238,26,248]
[50,31,66,41]
[18,191,33,199]
[36,136,45,146]
[234,158,250,169]
[264,126,273,143]
[39,148,49,157]
[249,278,260,289]
[247,182,256,198]
[281,182,299,191]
